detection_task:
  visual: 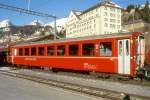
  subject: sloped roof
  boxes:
[71,10,82,20]
[81,2,121,15]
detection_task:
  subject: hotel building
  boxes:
[66,2,122,38]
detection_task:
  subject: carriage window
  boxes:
[99,42,112,56]
[19,48,23,56]
[25,48,29,56]
[57,46,65,56]
[82,44,94,56]
[38,47,44,56]
[47,46,54,56]
[126,40,129,56]
[31,47,36,56]
[69,45,78,56]
[119,41,122,56]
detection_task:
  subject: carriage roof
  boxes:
[13,32,134,47]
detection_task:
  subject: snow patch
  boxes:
[29,19,44,26]
[0,20,13,28]
[45,18,68,27]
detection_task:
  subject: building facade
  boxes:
[66,2,122,38]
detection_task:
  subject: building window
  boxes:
[25,48,29,56]
[104,23,108,27]
[104,12,107,16]
[31,47,36,56]
[69,45,78,56]
[94,19,96,23]
[19,48,23,56]
[110,24,115,29]
[96,8,98,12]
[96,14,99,17]
[110,13,115,17]
[117,25,120,29]
[94,24,96,28]
[38,47,44,56]
[117,9,120,12]
[110,8,115,12]
[110,19,115,23]
[117,15,120,18]
[99,42,112,56]
[104,18,108,21]
[57,46,65,56]
[82,44,94,56]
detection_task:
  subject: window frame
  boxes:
[99,42,113,57]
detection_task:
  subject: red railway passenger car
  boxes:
[0,46,8,65]
[8,32,146,77]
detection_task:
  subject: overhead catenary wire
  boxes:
[0,3,59,39]
[0,3,57,18]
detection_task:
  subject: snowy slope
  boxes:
[45,18,68,33]
[45,18,68,27]
[0,20,13,28]
[29,19,44,26]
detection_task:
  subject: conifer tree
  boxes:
[142,0,150,22]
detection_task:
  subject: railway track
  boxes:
[28,67,150,87]
[0,68,149,100]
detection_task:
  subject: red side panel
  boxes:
[13,56,118,74]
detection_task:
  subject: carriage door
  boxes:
[118,39,130,74]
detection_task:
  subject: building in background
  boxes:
[66,1,122,38]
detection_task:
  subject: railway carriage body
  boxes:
[0,47,8,65]
[8,32,145,77]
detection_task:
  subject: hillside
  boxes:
[122,1,150,24]
[0,18,67,43]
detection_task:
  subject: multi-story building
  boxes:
[66,1,122,38]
